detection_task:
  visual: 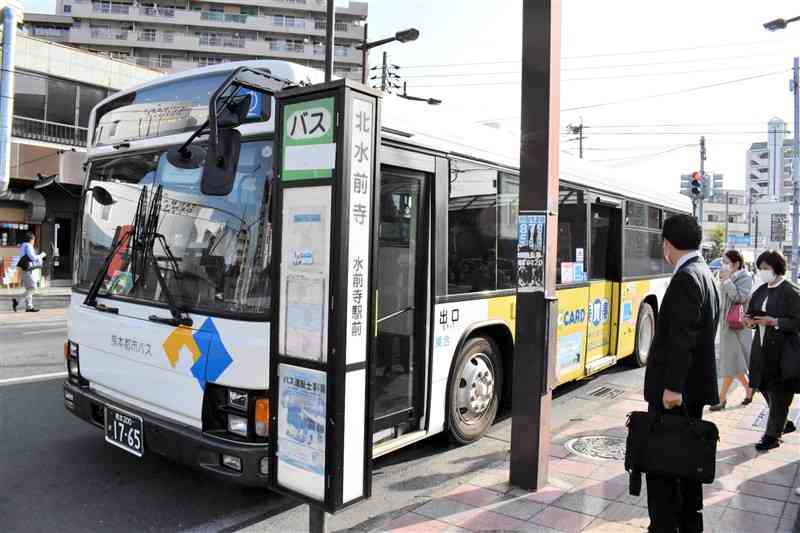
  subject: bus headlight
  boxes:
[227,414,248,437]
[227,388,248,411]
[65,341,86,385]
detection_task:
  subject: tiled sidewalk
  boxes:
[0,307,66,325]
[376,389,799,533]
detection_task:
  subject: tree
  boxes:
[708,225,725,260]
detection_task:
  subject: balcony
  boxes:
[91,28,129,40]
[92,3,130,15]
[12,116,88,148]
[141,6,175,18]
[199,35,246,49]
[68,2,364,41]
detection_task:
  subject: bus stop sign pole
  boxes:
[510,0,561,491]
[268,79,382,526]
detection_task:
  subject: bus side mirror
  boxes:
[201,128,241,196]
[218,93,252,129]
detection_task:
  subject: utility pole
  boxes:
[360,23,368,84]
[567,119,584,158]
[791,56,799,282]
[511,0,560,491]
[725,190,729,248]
[755,210,759,251]
[324,0,335,82]
[380,51,388,92]
[699,136,706,226]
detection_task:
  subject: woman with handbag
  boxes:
[710,249,753,411]
[743,250,800,451]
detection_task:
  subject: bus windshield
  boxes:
[76,140,274,318]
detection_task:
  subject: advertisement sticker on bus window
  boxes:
[517,213,546,292]
[576,248,584,263]
[282,97,336,181]
[277,364,326,501]
[561,262,574,284]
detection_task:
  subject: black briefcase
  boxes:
[625,410,719,495]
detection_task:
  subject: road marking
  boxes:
[21,327,68,335]
[0,371,67,386]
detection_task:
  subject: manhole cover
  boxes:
[584,385,626,401]
[565,435,626,461]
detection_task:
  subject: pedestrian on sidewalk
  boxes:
[710,249,754,411]
[11,232,46,313]
[643,214,720,533]
[743,250,800,452]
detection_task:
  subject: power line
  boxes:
[585,144,695,163]
[560,131,778,136]
[561,70,787,112]
[400,43,794,70]
[402,63,787,80]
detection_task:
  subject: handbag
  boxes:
[726,303,744,330]
[625,409,719,496]
[16,254,31,272]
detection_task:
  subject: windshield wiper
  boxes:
[83,227,132,310]
[136,185,193,328]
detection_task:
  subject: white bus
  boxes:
[64,60,690,485]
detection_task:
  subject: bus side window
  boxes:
[557,186,587,284]
[623,202,667,277]
[589,204,622,281]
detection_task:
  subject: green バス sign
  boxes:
[281,97,336,181]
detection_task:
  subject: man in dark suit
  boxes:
[643,214,720,533]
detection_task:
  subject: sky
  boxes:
[19,0,800,195]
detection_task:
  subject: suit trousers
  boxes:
[646,402,704,533]
[766,386,795,438]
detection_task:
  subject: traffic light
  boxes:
[701,173,712,199]
[691,171,702,197]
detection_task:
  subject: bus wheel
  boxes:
[632,303,655,367]
[447,336,502,444]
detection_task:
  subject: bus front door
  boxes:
[373,167,429,434]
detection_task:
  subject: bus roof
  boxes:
[95,60,691,214]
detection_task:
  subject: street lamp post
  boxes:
[399,81,442,105]
[356,27,419,85]
[763,15,800,282]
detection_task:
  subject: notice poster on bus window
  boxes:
[561,262,574,284]
[277,364,326,502]
[282,97,336,181]
[517,213,546,292]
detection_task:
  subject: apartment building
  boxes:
[700,189,748,245]
[25,0,367,75]
[746,118,795,203]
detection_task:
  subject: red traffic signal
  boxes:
[691,171,702,196]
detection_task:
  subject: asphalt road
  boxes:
[0,316,295,533]
[0,316,69,380]
[0,315,642,533]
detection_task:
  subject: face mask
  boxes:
[759,269,776,284]
[662,242,672,265]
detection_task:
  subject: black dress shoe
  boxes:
[755,435,781,451]
[25,307,40,313]
[785,420,797,434]
[11,298,18,312]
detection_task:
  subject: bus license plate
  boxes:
[104,406,144,457]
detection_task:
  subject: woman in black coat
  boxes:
[744,250,800,451]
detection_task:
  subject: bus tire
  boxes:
[447,335,502,444]
[632,302,655,367]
